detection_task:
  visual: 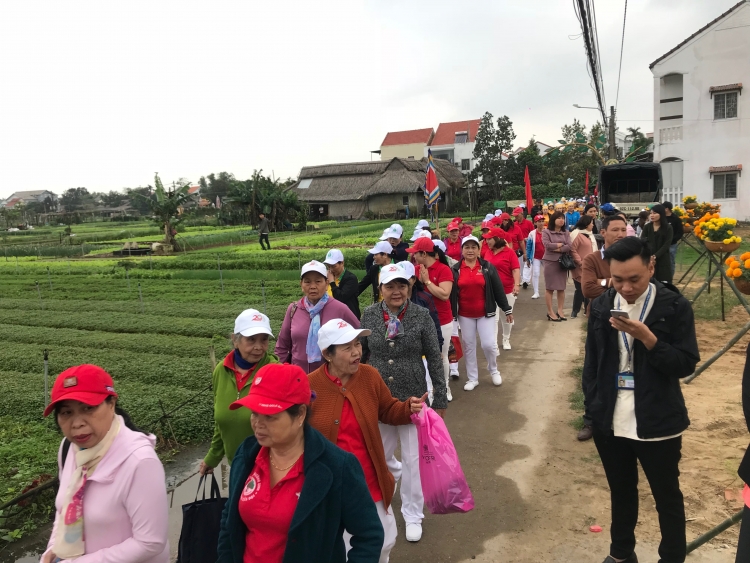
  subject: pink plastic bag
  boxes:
[411,406,474,514]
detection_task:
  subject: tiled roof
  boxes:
[650,1,748,69]
[709,164,742,174]
[710,83,743,94]
[3,198,21,208]
[430,119,481,146]
[381,128,434,147]
[188,185,201,195]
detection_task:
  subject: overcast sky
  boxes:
[0,0,737,199]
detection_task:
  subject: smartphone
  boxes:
[610,310,630,319]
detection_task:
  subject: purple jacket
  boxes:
[43,418,169,563]
[275,297,360,373]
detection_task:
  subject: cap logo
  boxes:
[63,376,77,388]
[252,314,263,322]
[105,385,115,393]
[259,402,282,408]
[327,251,332,258]
[255,377,263,385]
[337,321,349,328]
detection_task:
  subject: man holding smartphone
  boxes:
[583,237,699,563]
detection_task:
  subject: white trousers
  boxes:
[458,315,499,383]
[496,293,516,342]
[440,322,453,386]
[379,422,423,525]
[344,499,397,563]
[530,258,542,294]
[449,322,459,374]
[522,261,532,284]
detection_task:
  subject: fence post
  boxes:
[298,250,301,271]
[15,256,19,275]
[68,260,71,275]
[138,282,144,314]
[47,267,52,291]
[36,281,43,309]
[262,280,267,315]
[126,266,131,291]
[44,349,49,408]
[150,254,153,270]
[82,243,85,257]
[217,254,224,293]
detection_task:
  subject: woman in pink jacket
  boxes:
[41,364,169,563]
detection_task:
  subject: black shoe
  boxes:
[547,314,562,322]
[522,282,528,289]
[558,314,568,321]
[577,424,593,441]
[571,311,578,318]
[602,553,638,563]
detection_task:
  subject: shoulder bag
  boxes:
[558,253,576,271]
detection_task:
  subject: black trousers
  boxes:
[737,505,750,563]
[572,279,588,315]
[593,430,686,563]
[259,233,270,250]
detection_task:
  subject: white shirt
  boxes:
[612,283,682,441]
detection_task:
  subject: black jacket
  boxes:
[358,264,383,303]
[330,269,361,318]
[666,213,683,245]
[364,243,410,273]
[449,258,512,319]
[640,223,674,284]
[739,344,750,484]
[582,281,699,439]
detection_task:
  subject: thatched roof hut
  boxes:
[288,157,465,219]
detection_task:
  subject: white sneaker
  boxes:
[449,369,459,379]
[446,387,453,402]
[405,523,422,542]
[502,339,511,350]
[464,380,479,391]
[491,372,503,386]
[532,293,540,299]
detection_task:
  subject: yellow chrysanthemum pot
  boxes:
[704,240,741,253]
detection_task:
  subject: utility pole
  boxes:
[608,106,617,161]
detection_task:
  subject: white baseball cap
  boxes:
[484,214,494,222]
[389,224,404,237]
[409,229,423,242]
[494,209,503,216]
[434,240,447,252]
[379,227,400,241]
[461,235,481,247]
[323,249,344,265]
[234,309,274,338]
[415,230,432,240]
[416,219,430,229]
[399,261,416,279]
[380,263,410,286]
[369,241,393,255]
[301,260,327,278]
[317,318,371,352]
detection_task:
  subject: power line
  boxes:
[615,0,628,112]
[573,0,608,126]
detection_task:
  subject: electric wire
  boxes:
[615,0,628,112]
[573,0,608,127]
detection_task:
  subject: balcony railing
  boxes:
[660,126,683,144]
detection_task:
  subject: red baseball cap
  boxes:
[230,363,312,415]
[480,220,492,230]
[534,214,545,222]
[452,217,462,223]
[500,212,511,222]
[44,364,118,417]
[490,215,503,225]
[406,237,435,253]
[483,228,506,240]
[446,222,459,232]
[512,207,523,216]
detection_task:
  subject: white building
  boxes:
[1,190,58,208]
[423,119,481,176]
[651,0,749,218]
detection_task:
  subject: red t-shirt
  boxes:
[418,261,454,325]
[239,448,305,563]
[480,240,490,259]
[457,261,486,318]
[485,247,520,294]
[517,219,534,238]
[443,238,462,262]
[533,230,545,260]
[501,225,524,251]
[325,367,382,502]
[223,352,260,392]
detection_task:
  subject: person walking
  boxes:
[217,363,384,563]
[499,213,526,257]
[542,211,572,321]
[360,263,446,542]
[583,237,699,563]
[324,248,361,319]
[202,310,278,475]
[41,365,169,563]
[407,237,455,402]
[483,228,520,351]
[450,235,513,390]
[513,207,534,238]
[640,204,674,284]
[663,202,684,277]
[524,215,546,299]
[258,212,270,250]
[443,222,462,262]
[570,215,598,319]
[359,241,394,303]
[309,318,427,561]
[380,224,409,262]
[276,261,360,372]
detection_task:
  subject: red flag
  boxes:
[524,165,533,211]
[584,170,589,196]
[594,184,599,197]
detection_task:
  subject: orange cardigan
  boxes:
[307,363,413,509]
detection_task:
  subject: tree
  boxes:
[470,112,516,201]
[624,127,652,161]
[507,139,545,186]
[126,187,154,216]
[101,190,128,207]
[144,174,191,248]
[59,187,92,212]
[200,172,239,205]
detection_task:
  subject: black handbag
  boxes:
[558,253,576,271]
[176,474,227,563]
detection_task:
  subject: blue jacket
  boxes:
[217,425,384,563]
[565,211,580,230]
[525,229,540,262]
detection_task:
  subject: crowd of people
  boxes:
[40,197,750,563]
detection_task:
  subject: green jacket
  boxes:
[204,350,278,468]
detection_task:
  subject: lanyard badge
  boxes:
[615,285,652,391]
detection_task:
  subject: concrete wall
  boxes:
[366,193,423,216]
[425,142,475,174]
[652,3,750,218]
[380,143,428,161]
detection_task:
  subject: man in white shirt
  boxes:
[583,237,700,563]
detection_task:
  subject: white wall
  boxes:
[653,3,750,219]
[424,142,475,174]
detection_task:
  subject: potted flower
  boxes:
[694,214,742,252]
[683,195,699,209]
[725,252,750,294]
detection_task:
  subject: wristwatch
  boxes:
[425,280,432,286]
[601,279,607,287]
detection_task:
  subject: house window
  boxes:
[714,92,738,120]
[461,159,471,171]
[402,196,409,205]
[454,132,468,144]
[713,173,738,199]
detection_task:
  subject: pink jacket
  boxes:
[275,297,360,373]
[43,419,169,563]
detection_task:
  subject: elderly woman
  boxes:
[42,365,169,563]
[276,260,360,372]
[308,318,426,563]
[217,363,384,563]
[570,215,598,318]
[360,264,446,544]
[200,309,278,475]
[450,235,513,390]
[483,229,521,351]
[443,222,462,262]
[542,211,572,322]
